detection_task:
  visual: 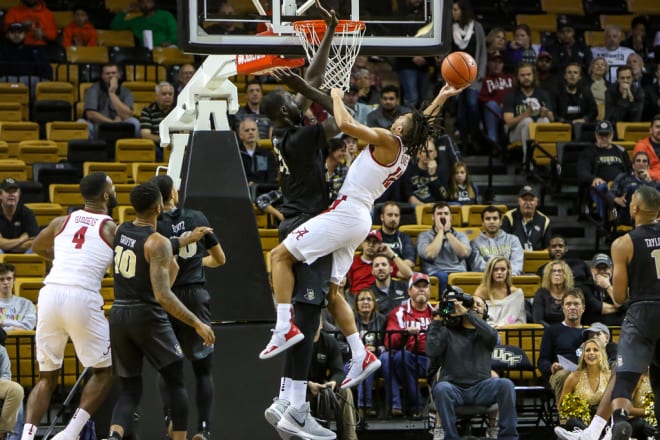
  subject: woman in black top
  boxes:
[533,260,575,326]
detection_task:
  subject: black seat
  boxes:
[109,46,152,66]
[34,162,80,201]
[96,123,137,160]
[583,0,628,15]
[16,181,45,203]
[32,100,73,138]
[67,139,109,175]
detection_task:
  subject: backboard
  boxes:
[180,0,451,57]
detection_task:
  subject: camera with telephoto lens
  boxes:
[438,285,474,317]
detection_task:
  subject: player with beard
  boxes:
[22,172,118,440]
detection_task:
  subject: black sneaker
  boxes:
[611,420,632,440]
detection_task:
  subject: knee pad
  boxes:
[612,371,641,400]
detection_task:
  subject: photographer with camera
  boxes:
[427,286,519,440]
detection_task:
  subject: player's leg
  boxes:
[106,375,141,440]
[159,360,189,440]
[190,355,213,439]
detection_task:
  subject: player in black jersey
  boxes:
[152,174,225,440]
[609,185,660,440]
[107,182,215,440]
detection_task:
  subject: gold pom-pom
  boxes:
[642,392,656,426]
[559,393,592,425]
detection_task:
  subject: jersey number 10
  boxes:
[114,246,137,278]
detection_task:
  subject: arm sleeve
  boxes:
[466,311,498,349]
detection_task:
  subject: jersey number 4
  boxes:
[72,226,87,249]
[114,246,137,278]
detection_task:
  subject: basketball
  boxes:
[441,51,478,89]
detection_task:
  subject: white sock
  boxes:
[22,423,38,440]
[63,407,90,436]
[275,304,292,332]
[278,377,292,402]
[290,380,307,408]
[346,333,366,359]
[584,415,607,440]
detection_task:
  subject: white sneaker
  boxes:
[554,426,584,440]
[259,322,304,359]
[276,402,336,440]
[265,397,290,427]
[486,426,499,438]
[51,431,77,440]
[341,351,381,389]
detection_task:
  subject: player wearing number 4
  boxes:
[22,172,118,440]
[261,69,465,387]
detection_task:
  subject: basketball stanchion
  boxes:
[293,19,365,91]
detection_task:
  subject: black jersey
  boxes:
[627,222,660,302]
[113,222,158,305]
[157,208,219,287]
[272,124,329,220]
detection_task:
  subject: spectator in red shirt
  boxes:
[4,0,57,46]
[479,52,513,144]
[62,6,98,47]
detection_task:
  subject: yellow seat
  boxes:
[46,121,89,159]
[454,226,481,241]
[529,122,572,167]
[131,162,167,183]
[53,64,80,94]
[585,31,605,47]
[152,47,194,66]
[523,250,551,275]
[465,205,508,227]
[84,162,129,184]
[0,102,22,121]
[627,0,660,14]
[0,254,47,278]
[17,141,60,179]
[498,324,545,381]
[0,141,10,160]
[447,272,484,295]
[258,139,273,150]
[96,29,135,47]
[0,83,30,120]
[515,14,558,32]
[49,184,83,211]
[104,0,133,12]
[616,122,649,142]
[115,184,137,205]
[0,122,39,157]
[122,81,156,103]
[52,10,74,29]
[540,0,584,14]
[0,160,27,181]
[259,228,280,252]
[35,81,75,105]
[125,64,168,82]
[415,203,462,226]
[512,275,542,299]
[13,277,43,304]
[5,330,40,388]
[116,139,156,163]
[24,203,63,228]
[599,15,633,32]
[117,205,136,224]
[66,46,109,64]
[398,224,429,248]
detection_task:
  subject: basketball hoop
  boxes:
[293,19,366,91]
[236,54,306,76]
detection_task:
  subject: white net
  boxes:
[293,20,366,91]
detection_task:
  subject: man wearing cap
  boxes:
[553,62,598,130]
[369,255,409,316]
[479,51,513,144]
[536,50,561,94]
[546,15,592,74]
[342,84,373,126]
[608,151,660,226]
[605,66,645,126]
[582,253,626,326]
[502,185,551,251]
[347,230,412,295]
[0,179,38,254]
[417,202,470,292]
[381,273,434,419]
[632,115,660,181]
[470,205,524,275]
[577,120,632,220]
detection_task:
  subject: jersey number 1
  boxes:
[72,226,87,249]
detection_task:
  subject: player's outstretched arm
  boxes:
[424,83,466,116]
[611,233,632,306]
[274,70,333,112]
[146,233,215,345]
[203,243,226,268]
[31,216,67,261]
[331,88,395,148]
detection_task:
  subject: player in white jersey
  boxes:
[260,69,464,388]
[21,172,117,440]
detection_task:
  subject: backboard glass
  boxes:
[180,0,451,57]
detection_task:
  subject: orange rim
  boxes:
[293,19,365,42]
[235,54,306,75]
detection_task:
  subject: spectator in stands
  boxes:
[417,202,470,293]
[231,80,272,140]
[622,15,654,62]
[81,62,140,139]
[110,0,177,48]
[538,288,586,401]
[352,288,386,418]
[626,53,650,89]
[369,255,409,316]
[474,256,526,327]
[470,205,524,275]
[342,84,371,125]
[401,139,443,205]
[586,57,609,120]
[537,234,592,288]
[536,50,561,94]
[308,319,358,440]
[174,63,195,96]
[605,66,645,126]
[643,63,660,120]
[502,63,554,167]
[427,290,518,440]
[503,24,537,69]
[237,118,278,198]
[0,263,36,330]
[485,27,506,56]
[546,15,592,74]
[139,81,174,161]
[366,85,410,129]
[553,62,598,129]
[325,138,348,202]
[608,151,660,226]
[0,21,52,92]
[348,231,412,295]
[353,67,379,106]
[381,272,434,419]
[0,179,38,255]
[591,26,635,82]
[439,161,479,204]
[0,331,23,439]
[341,133,359,168]
[633,115,660,181]
[61,6,97,47]
[378,201,416,269]
[557,339,611,430]
[577,120,631,220]
[450,0,487,149]
[4,0,57,46]
[581,253,625,327]
[478,52,513,144]
[502,185,550,251]
[533,261,574,327]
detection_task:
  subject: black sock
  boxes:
[612,408,629,423]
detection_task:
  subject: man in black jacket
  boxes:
[554,62,598,136]
[0,21,52,92]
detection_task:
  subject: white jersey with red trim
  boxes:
[44,210,113,293]
[337,137,410,207]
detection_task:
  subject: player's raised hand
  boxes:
[316,0,338,27]
[439,83,467,99]
[189,226,214,242]
[330,88,344,100]
[195,322,215,346]
[271,68,306,92]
